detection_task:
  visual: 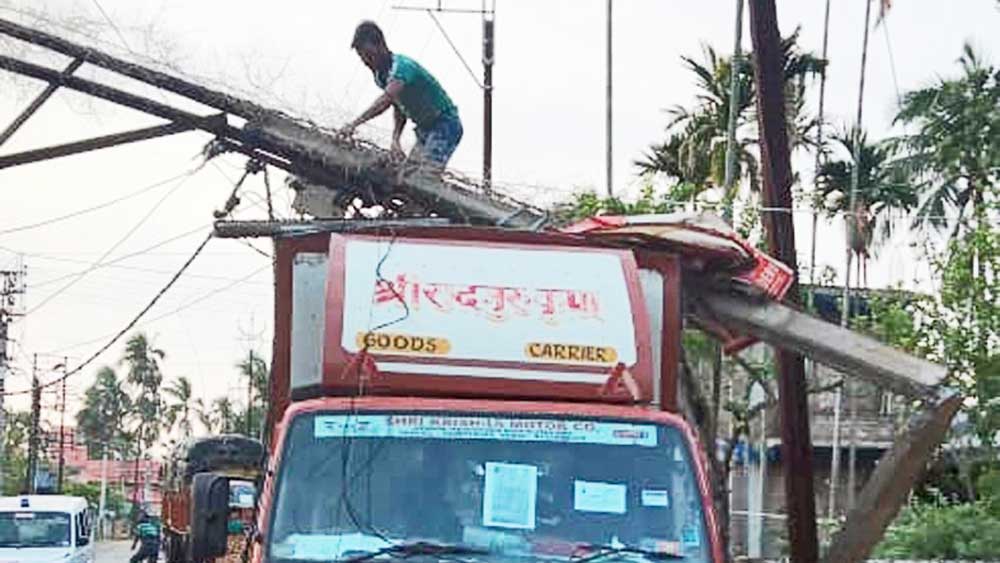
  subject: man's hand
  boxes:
[337,122,357,139]
[390,138,406,161]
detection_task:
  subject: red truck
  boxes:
[185,223,779,563]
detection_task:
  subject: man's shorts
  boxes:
[413,112,463,166]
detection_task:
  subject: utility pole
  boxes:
[482,9,494,191]
[393,1,496,188]
[0,262,26,494]
[842,0,874,513]
[605,0,613,197]
[246,349,254,436]
[747,2,819,562]
[97,444,108,539]
[57,358,67,493]
[722,0,744,224]
[25,354,40,494]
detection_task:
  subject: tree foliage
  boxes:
[876,471,1000,559]
[816,129,917,259]
[75,366,132,459]
[636,29,825,211]
[121,333,165,458]
[892,44,1000,238]
[164,375,195,439]
[1,410,31,495]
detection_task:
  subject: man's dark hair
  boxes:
[351,20,386,49]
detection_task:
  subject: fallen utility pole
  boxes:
[0,120,207,170]
[747,2,819,562]
[0,17,544,228]
[0,58,83,147]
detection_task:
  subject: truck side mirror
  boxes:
[190,473,230,561]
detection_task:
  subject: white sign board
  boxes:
[339,240,638,377]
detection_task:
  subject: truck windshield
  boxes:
[268,412,711,563]
[0,511,71,548]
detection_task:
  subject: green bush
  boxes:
[875,479,1000,560]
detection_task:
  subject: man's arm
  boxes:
[391,104,407,157]
[343,80,405,135]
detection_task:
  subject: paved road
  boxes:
[95,540,143,563]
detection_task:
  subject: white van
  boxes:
[0,495,94,563]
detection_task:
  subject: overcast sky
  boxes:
[1,0,997,426]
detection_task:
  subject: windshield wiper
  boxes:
[572,544,685,563]
[336,541,489,563]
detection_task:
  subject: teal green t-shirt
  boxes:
[375,53,457,130]
[136,522,158,538]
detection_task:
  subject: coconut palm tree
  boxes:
[638,44,758,198]
[639,29,826,205]
[209,397,241,434]
[236,353,269,437]
[817,129,918,284]
[892,44,1000,239]
[163,376,195,439]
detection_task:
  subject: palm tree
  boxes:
[236,353,269,437]
[892,44,1000,239]
[76,367,132,459]
[638,44,758,198]
[639,29,826,205]
[163,376,195,439]
[120,332,165,503]
[209,397,241,434]
[194,398,213,433]
[817,129,918,283]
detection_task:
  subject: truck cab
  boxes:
[191,227,723,563]
[0,495,94,563]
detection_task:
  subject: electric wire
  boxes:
[23,223,210,289]
[89,0,132,53]
[43,262,270,355]
[24,167,198,316]
[1,232,215,397]
[0,171,195,237]
[426,10,483,89]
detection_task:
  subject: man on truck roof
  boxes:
[340,20,463,170]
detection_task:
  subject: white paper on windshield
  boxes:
[573,480,627,514]
[641,489,669,507]
[314,414,657,447]
[482,462,538,530]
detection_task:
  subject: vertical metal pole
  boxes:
[98,447,108,539]
[842,0,874,512]
[605,0,613,197]
[58,363,67,493]
[246,349,254,436]
[483,13,494,192]
[0,296,8,495]
[722,0,745,224]
[810,0,832,290]
[0,264,24,494]
[26,354,40,494]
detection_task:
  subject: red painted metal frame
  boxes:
[321,233,654,403]
[635,251,683,412]
[253,397,724,563]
